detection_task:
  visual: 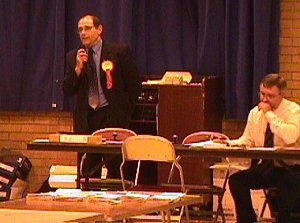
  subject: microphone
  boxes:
[77,45,87,53]
[77,45,88,66]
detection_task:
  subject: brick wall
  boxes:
[280,0,300,105]
[0,0,299,193]
[0,112,76,192]
[223,0,300,136]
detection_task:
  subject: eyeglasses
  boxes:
[258,91,279,100]
[77,26,94,33]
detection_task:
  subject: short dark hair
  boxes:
[261,73,287,91]
[79,14,102,28]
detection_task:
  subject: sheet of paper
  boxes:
[247,147,277,151]
[277,147,300,151]
[33,139,50,143]
[151,192,185,201]
[105,140,124,145]
[188,140,227,148]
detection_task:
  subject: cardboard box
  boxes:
[10,179,27,200]
[0,179,27,201]
[49,134,102,144]
[49,133,60,142]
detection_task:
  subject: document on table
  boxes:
[247,147,277,151]
[277,147,300,151]
[104,140,124,145]
[33,139,50,143]
[151,192,185,201]
[187,140,227,148]
[26,189,186,204]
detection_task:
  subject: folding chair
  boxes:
[93,128,137,142]
[258,187,277,222]
[120,135,190,222]
[80,128,137,190]
[259,187,300,223]
[169,131,230,223]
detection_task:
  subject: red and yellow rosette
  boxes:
[102,60,114,89]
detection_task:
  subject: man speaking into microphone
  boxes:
[63,14,141,179]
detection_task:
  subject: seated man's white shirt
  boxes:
[228,98,300,166]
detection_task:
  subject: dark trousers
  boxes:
[81,105,126,178]
[228,161,300,223]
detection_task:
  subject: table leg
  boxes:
[76,153,81,189]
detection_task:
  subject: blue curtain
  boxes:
[225,0,279,118]
[0,0,279,119]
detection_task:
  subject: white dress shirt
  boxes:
[228,98,300,165]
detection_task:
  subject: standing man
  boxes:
[63,14,141,178]
[228,73,300,223]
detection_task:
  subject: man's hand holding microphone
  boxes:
[75,46,88,76]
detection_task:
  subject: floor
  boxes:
[119,215,278,223]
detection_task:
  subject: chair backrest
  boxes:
[182,131,229,144]
[92,128,137,141]
[122,135,176,162]
[120,135,185,191]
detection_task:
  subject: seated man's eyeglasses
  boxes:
[258,91,279,100]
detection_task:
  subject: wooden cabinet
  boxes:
[130,76,224,185]
[130,87,159,136]
[131,76,223,140]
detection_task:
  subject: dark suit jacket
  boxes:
[63,41,141,133]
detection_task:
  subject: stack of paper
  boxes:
[48,165,77,189]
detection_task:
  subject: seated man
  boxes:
[227,73,300,223]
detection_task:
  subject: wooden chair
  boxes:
[120,135,190,222]
[169,131,230,223]
[80,128,137,190]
